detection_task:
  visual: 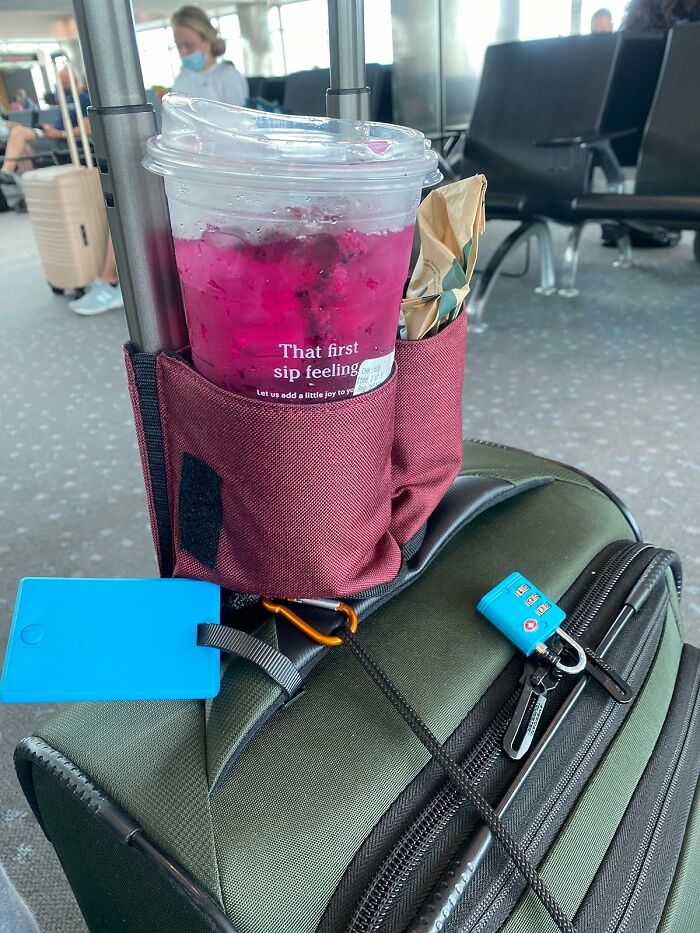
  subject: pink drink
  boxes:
[174,224,415,401]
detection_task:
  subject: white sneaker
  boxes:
[69,281,124,316]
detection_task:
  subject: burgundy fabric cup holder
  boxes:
[125,311,466,599]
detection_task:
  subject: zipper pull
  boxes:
[503,664,558,760]
[535,632,634,704]
[583,647,634,703]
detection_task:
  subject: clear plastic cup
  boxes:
[144,95,440,402]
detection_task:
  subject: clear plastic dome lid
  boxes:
[144,94,441,189]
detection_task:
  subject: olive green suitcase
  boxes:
[16,441,700,933]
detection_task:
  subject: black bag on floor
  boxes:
[601,221,681,248]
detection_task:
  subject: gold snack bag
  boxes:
[400,174,487,340]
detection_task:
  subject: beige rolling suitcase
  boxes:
[22,53,108,295]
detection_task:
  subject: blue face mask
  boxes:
[181,49,206,72]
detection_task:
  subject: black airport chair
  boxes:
[4,109,36,129]
[259,76,287,107]
[458,34,621,329]
[458,31,677,326]
[559,24,700,285]
[282,64,392,121]
[600,32,667,168]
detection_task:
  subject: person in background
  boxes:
[622,0,700,29]
[0,69,89,183]
[70,4,248,317]
[171,5,248,105]
[591,7,615,31]
[10,89,38,112]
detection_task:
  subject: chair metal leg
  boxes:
[532,221,557,296]
[613,230,632,268]
[558,223,584,298]
[468,220,557,333]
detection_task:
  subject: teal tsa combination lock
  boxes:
[477,572,586,674]
[477,571,634,764]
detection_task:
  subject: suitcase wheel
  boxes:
[50,285,65,295]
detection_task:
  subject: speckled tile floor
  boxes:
[0,210,698,931]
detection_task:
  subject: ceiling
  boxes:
[0,1,275,42]
[0,0,246,10]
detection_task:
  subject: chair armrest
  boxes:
[429,128,467,158]
[533,128,638,148]
[534,130,634,191]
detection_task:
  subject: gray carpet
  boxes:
[0,210,699,932]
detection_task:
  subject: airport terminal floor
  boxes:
[0,209,699,931]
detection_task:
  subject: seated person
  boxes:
[0,68,90,185]
[10,89,38,112]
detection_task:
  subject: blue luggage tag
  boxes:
[0,577,222,703]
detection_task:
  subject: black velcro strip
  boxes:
[179,453,222,569]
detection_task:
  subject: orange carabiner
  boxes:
[261,597,358,647]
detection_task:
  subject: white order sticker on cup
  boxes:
[353,351,395,397]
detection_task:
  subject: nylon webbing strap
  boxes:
[198,624,303,698]
[131,352,174,578]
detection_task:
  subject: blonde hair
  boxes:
[171,5,226,58]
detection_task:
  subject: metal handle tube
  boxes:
[51,53,80,168]
[60,53,93,169]
[72,0,187,352]
[326,0,371,120]
[71,0,146,109]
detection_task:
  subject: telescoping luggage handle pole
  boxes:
[49,52,89,169]
[71,0,187,353]
[326,0,371,120]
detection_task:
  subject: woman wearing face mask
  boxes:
[70,5,248,317]
[171,5,248,106]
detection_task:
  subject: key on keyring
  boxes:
[477,572,633,704]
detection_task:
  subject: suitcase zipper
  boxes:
[438,585,671,933]
[345,542,661,933]
[604,663,700,933]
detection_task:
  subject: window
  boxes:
[215,13,247,72]
[276,0,393,76]
[364,0,393,65]
[519,0,572,41]
[132,0,394,88]
[279,0,330,73]
[217,8,286,76]
[136,25,177,89]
